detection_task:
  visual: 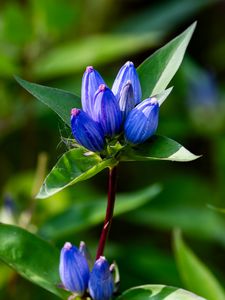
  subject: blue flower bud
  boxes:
[79,241,93,269]
[118,80,135,121]
[82,66,105,118]
[59,242,90,294]
[124,97,159,144]
[93,84,122,137]
[71,108,105,152]
[88,256,114,300]
[112,61,142,105]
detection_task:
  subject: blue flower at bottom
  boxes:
[59,242,90,295]
[88,256,114,300]
[59,242,114,300]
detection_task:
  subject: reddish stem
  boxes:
[96,166,118,260]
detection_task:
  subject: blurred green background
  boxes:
[0,0,225,299]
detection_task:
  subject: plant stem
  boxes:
[96,165,118,260]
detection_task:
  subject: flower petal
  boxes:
[82,66,105,117]
[71,108,105,152]
[59,242,90,294]
[112,61,142,105]
[88,257,114,300]
[124,97,159,144]
[93,84,122,137]
[119,80,136,121]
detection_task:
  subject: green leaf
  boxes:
[0,223,69,299]
[37,147,115,199]
[173,230,225,300]
[39,184,161,239]
[120,135,199,162]
[116,284,206,300]
[32,33,160,79]
[15,76,80,127]
[156,87,173,106]
[137,22,196,99]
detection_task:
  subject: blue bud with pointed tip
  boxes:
[125,97,159,144]
[119,80,135,121]
[59,242,90,295]
[112,61,142,105]
[71,108,105,152]
[93,84,122,137]
[82,66,105,118]
[88,256,114,300]
[79,241,93,269]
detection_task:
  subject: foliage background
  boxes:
[0,0,225,299]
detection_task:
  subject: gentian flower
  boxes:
[124,97,159,144]
[93,84,122,136]
[88,256,114,300]
[59,242,114,300]
[71,61,160,153]
[82,66,105,118]
[119,80,135,121]
[112,61,141,105]
[59,242,90,295]
[71,108,105,152]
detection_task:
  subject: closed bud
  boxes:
[125,97,159,144]
[71,108,105,152]
[112,61,142,105]
[59,242,90,295]
[79,241,93,269]
[88,256,114,300]
[119,80,135,120]
[82,66,105,117]
[93,84,122,137]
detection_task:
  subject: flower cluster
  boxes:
[59,242,114,300]
[71,62,159,152]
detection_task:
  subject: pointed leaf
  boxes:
[120,135,199,162]
[0,223,69,299]
[37,148,116,199]
[137,22,196,98]
[15,76,81,127]
[157,87,173,106]
[39,184,161,239]
[173,230,225,300]
[116,284,206,300]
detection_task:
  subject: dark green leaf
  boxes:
[0,224,69,299]
[15,76,80,127]
[39,184,161,239]
[137,22,196,98]
[116,284,206,300]
[120,135,199,162]
[173,230,225,300]
[37,148,116,199]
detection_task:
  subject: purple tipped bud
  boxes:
[93,85,122,137]
[112,61,142,105]
[119,80,135,120]
[82,66,105,117]
[71,108,105,152]
[125,97,159,144]
[88,257,114,300]
[59,242,90,294]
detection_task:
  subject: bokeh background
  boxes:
[0,0,225,299]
